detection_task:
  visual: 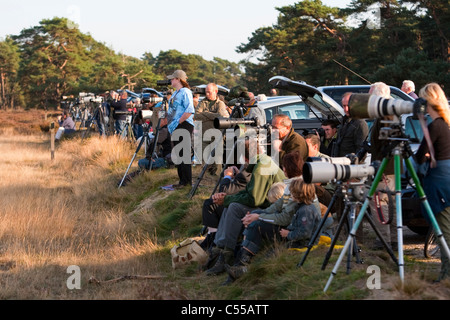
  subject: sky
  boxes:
[1,0,352,63]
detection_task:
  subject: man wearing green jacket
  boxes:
[205,141,286,276]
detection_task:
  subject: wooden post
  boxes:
[50,122,55,160]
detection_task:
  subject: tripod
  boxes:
[298,181,398,273]
[188,102,248,199]
[117,122,151,189]
[323,139,450,292]
[117,100,168,188]
[81,103,105,140]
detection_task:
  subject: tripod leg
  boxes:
[393,151,405,284]
[298,191,338,267]
[324,157,388,293]
[347,204,363,274]
[188,130,226,199]
[322,200,349,270]
[404,158,450,264]
[118,135,145,189]
[364,211,398,265]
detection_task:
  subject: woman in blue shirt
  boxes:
[166,70,195,188]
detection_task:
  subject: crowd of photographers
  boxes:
[59,71,450,284]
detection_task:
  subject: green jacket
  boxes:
[224,154,286,209]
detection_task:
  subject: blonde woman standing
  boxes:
[415,83,450,282]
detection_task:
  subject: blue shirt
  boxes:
[167,88,195,133]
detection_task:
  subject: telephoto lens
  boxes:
[303,162,375,184]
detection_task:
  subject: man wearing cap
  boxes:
[195,83,230,175]
[167,70,196,188]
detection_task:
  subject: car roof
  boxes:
[192,84,230,96]
[318,84,415,104]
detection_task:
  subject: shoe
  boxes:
[205,248,234,276]
[172,183,190,189]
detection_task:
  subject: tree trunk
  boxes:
[0,70,5,110]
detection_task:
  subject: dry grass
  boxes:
[0,112,171,299]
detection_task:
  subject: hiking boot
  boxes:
[201,246,221,271]
[225,248,253,280]
[205,248,234,276]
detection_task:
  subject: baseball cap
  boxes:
[167,70,188,81]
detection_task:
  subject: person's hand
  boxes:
[242,213,259,228]
[280,229,289,238]
[212,192,226,205]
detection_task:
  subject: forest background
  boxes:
[0,0,448,110]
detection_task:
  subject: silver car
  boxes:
[258,77,345,136]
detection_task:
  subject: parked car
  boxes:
[260,77,345,136]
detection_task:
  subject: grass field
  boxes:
[0,109,449,301]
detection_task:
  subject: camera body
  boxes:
[302,127,325,137]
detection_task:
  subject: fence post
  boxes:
[50,122,55,160]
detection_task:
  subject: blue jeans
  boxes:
[115,120,126,136]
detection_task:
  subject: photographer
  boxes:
[271,114,309,166]
[320,120,339,156]
[415,83,450,282]
[194,83,230,176]
[166,70,195,189]
[56,109,76,140]
[95,92,111,137]
[368,82,397,250]
[333,92,369,157]
[305,134,331,159]
[110,91,129,136]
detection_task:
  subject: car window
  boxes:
[265,108,275,122]
[279,103,309,120]
[404,115,432,142]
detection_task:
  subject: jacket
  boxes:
[279,128,309,164]
[334,117,368,157]
[286,202,321,247]
[224,154,286,209]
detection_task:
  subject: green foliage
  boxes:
[0,37,23,109]
[238,0,449,95]
[9,19,240,110]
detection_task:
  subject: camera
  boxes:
[303,162,376,184]
[303,127,325,137]
[139,110,153,120]
[307,156,352,165]
[142,96,164,104]
[156,80,172,87]
[348,94,427,119]
[91,96,103,104]
[214,117,262,130]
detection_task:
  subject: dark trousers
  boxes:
[172,122,194,186]
[242,220,283,254]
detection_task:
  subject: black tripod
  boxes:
[117,101,167,188]
[188,101,248,199]
[81,103,105,140]
[117,122,151,189]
